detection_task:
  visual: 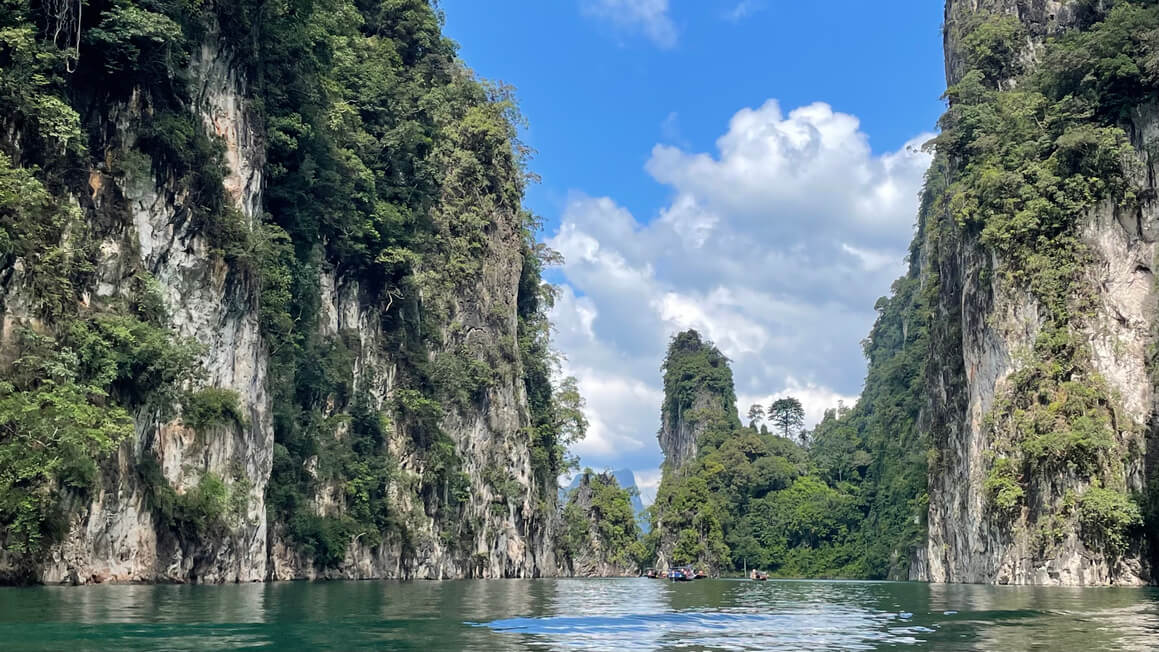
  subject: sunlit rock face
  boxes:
[652,330,740,572]
[920,0,1156,586]
[0,22,556,584]
[0,42,274,585]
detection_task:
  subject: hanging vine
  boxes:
[40,0,83,73]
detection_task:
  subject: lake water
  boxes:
[1,578,1158,650]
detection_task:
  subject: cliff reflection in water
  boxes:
[2,578,1159,651]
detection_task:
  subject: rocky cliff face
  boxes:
[558,472,639,577]
[658,391,717,474]
[0,2,561,584]
[656,331,740,476]
[920,0,1158,585]
[651,383,728,572]
[651,330,739,571]
[267,214,553,581]
[942,0,1079,88]
[0,39,273,583]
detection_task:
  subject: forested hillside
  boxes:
[558,470,643,576]
[0,0,581,583]
[647,330,918,578]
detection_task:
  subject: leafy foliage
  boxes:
[767,397,804,441]
[0,4,84,160]
[141,462,249,542]
[0,339,133,555]
[0,316,200,556]
[86,1,185,80]
[559,470,644,571]
[519,238,586,486]
[182,387,245,433]
[0,0,574,574]
[0,150,85,321]
[984,457,1024,513]
[1078,487,1142,556]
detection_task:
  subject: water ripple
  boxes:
[479,604,924,650]
[1,578,1157,650]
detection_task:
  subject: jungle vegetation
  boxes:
[0,0,578,570]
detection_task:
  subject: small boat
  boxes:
[668,566,695,581]
[644,568,662,579]
[694,569,708,579]
[750,570,768,581]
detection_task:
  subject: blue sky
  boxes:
[442,0,947,500]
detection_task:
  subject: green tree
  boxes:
[555,376,589,448]
[810,408,871,484]
[559,470,643,572]
[746,403,765,430]
[767,397,805,441]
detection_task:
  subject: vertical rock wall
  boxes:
[922,0,1157,585]
[0,20,555,583]
[23,42,272,584]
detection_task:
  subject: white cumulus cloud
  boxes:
[632,469,663,506]
[737,379,860,433]
[549,99,933,474]
[580,0,678,48]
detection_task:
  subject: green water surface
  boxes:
[1,578,1157,650]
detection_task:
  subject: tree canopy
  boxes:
[767,398,805,441]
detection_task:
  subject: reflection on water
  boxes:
[0,578,1157,651]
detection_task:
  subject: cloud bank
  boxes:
[549,100,934,476]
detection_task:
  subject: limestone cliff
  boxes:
[917,0,1159,585]
[560,468,648,533]
[651,330,739,571]
[657,330,740,475]
[0,1,564,584]
[557,471,640,577]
